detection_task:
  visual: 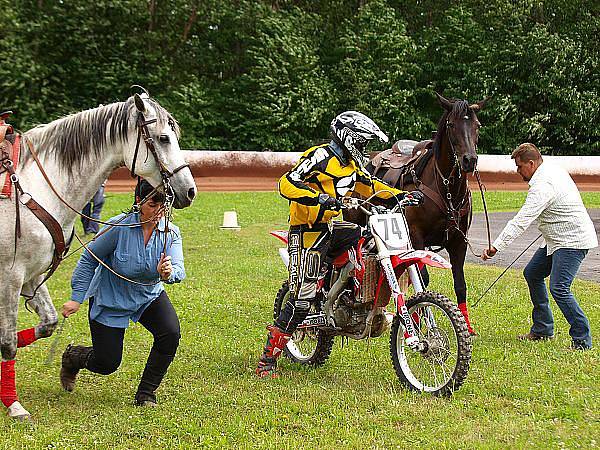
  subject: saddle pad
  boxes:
[0,134,20,199]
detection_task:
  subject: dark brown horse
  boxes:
[366,93,488,334]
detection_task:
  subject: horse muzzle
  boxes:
[172,186,196,209]
[461,154,478,173]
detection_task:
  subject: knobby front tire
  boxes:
[390,291,472,396]
[273,281,334,366]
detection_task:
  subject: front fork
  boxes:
[379,257,425,351]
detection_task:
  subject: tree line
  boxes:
[2,0,598,155]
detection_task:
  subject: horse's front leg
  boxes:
[18,280,59,347]
[446,238,475,335]
[0,282,31,420]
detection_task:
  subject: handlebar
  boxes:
[340,192,421,216]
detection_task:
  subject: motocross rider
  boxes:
[256,111,424,378]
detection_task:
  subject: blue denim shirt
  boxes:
[71,213,185,328]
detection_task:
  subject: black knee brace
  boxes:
[275,298,312,333]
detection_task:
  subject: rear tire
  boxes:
[390,291,472,396]
[273,281,334,366]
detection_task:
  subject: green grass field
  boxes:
[4,191,599,449]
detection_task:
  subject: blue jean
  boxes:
[523,246,591,347]
[81,186,105,234]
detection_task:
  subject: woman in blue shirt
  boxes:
[60,179,185,407]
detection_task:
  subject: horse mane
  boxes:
[24,97,179,176]
[432,99,471,160]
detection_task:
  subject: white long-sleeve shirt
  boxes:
[493,161,598,255]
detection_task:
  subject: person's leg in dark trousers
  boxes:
[135,291,181,405]
[86,320,125,374]
[60,301,125,391]
[89,187,105,234]
[275,221,361,332]
[523,246,555,337]
[325,221,361,261]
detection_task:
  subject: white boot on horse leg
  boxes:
[7,401,31,420]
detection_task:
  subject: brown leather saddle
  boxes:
[368,139,433,189]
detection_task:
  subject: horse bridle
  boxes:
[130,112,190,185]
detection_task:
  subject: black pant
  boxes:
[86,291,180,397]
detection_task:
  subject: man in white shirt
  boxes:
[482,143,597,350]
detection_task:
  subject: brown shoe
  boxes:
[135,393,158,407]
[60,345,93,392]
[517,332,554,341]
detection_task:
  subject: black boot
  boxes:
[60,344,93,392]
[135,348,175,407]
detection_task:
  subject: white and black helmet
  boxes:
[330,111,389,167]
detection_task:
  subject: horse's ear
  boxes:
[471,96,491,112]
[435,92,453,111]
[134,94,146,113]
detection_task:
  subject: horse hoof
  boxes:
[7,401,31,420]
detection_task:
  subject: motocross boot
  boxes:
[458,303,476,336]
[60,344,93,392]
[255,325,292,378]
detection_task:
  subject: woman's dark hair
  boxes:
[135,179,166,203]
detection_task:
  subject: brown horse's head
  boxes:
[434,92,488,173]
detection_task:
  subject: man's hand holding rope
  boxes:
[481,246,497,261]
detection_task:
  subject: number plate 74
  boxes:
[369,213,411,252]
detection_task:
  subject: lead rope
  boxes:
[472,233,542,307]
[474,168,492,252]
[44,316,66,365]
[72,212,169,287]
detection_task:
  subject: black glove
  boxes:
[318,193,342,211]
[406,190,425,205]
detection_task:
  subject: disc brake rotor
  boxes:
[420,328,451,363]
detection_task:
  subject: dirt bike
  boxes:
[269,193,472,396]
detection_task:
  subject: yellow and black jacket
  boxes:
[279,143,407,227]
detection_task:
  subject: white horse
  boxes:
[0,93,196,419]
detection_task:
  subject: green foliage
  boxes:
[232,6,334,151]
[1,0,598,153]
[334,0,429,146]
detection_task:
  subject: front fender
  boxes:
[373,250,451,306]
[394,250,452,269]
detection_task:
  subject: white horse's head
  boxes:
[124,93,196,209]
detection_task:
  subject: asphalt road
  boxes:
[460,210,600,282]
